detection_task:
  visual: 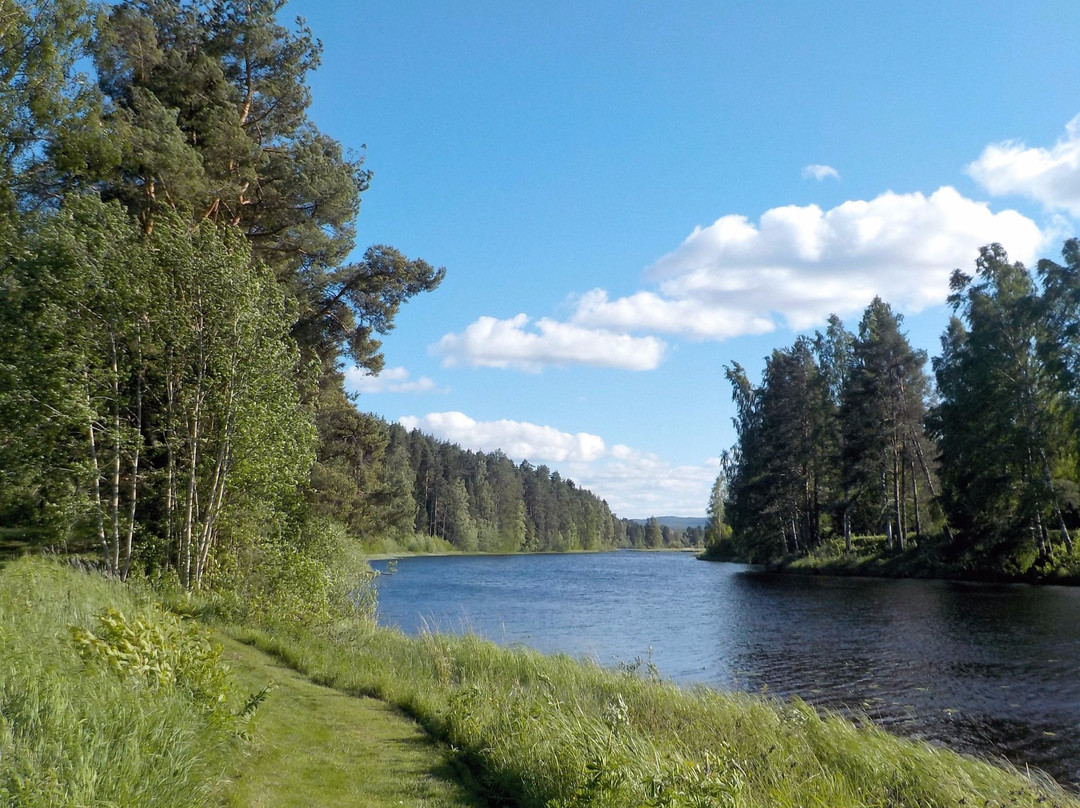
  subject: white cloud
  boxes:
[574,186,1045,335]
[399,411,607,462]
[398,411,718,517]
[562,448,720,518]
[433,313,667,372]
[345,365,442,394]
[968,114,1080,216]
[572,288,776,340]
[803,163,840,181]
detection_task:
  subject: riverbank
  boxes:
[229,611,1080,808]
[701,537,1080,585]
[365,545,701,561]
[3,557,1076,807]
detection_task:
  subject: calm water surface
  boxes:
[370,551,1080,787]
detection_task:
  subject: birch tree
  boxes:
[1,197,313,584]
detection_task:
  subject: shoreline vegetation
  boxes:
[701,533,1080,585]
[3,556,1078,808]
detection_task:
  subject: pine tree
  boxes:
[930,245,1073,568]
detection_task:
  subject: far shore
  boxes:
[363,546,700,562]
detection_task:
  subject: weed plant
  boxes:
[0,559,243,807]
[233,616,1079,808]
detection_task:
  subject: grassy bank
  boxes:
[777,536,1080,584]
[233,616,1077,808]
[0,559,241,807]
[0,558,480,808]
[703,534,1080,585]
[3,557,1077,807]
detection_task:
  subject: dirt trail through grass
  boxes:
[216,635,487,808]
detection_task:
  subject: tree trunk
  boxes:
[121,351,143,581]
[909,426,953,542]
[1039,448,1073,553]
[843,504,852,552]
[87,395,108,567]
[893,447,904,551]
[911,457,922,539]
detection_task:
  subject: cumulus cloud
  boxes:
[572,288,776,340]
[345,365,442,394]
[574,186,1045,335]
[562,447,721,518]
[399,411,607,463]
[398,411,718,517]
[968,114,1080,215]
[433,313,667,372]
[803,163,840,181]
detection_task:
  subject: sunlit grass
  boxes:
[216,635,483,807]
[233,618,1079,808]
[0,559,238,807]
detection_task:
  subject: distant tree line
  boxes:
[311,410,704,553]
[707,243,1080,576]
[622,518,706,549]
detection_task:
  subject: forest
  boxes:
[318,411,702,554]
[706,244,1080,578]
[0,0,700,609]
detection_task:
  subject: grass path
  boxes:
[215,634,488,808]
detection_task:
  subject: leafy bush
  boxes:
[71,607,234,727]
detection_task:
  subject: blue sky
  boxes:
[287,0,1080,518]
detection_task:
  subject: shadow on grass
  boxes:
[0,527,50,563]
[390,733,501,808]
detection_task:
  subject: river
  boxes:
[369,550,1080,787]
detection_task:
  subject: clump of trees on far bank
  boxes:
[706,243,1080,577]
[312,413,624,554]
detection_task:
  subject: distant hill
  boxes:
[630,516,709,530]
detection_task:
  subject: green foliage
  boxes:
[70,607,235,727]
[50,0,447,370]
[205,513,378,629]
[0,196,317,585]
[0,0,113,215]
[396,425,620,554]
[931,244,1076,569]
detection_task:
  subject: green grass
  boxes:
[0,558,240,807]
[781,534,1080,583]
[231,617,1079,808]
[215,634,485,807]
[0,558,485,808]
[3,557,1077,808]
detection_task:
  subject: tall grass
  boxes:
[0,559,241,807]
[233,617,1078,808]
